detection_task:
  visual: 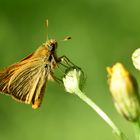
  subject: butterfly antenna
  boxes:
[45,19,49,41]
[63,36,71,41]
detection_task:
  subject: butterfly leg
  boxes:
[48,72,63,85]
[58,55,79,68]
[53,76,63,85]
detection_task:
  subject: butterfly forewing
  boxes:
[0,44,55,109]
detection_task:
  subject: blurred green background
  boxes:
[0,0,140,140]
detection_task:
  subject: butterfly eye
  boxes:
[48,43,55,51]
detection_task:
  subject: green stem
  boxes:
[133,120,140,140]
[74,88,128,140]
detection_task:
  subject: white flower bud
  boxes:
[132,48,140,70]
[63,68,84,94]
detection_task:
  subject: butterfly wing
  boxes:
[0,53,50,109]
[0,53,34,94]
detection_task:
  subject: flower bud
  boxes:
[132,48,140,70]
[107,63,140,122]
[63,67,84,94]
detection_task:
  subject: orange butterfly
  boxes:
[0,21,72,109]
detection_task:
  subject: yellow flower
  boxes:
[107,63,140,122]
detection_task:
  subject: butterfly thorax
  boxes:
[33,39,57,57]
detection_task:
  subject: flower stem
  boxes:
[133,120,140,140]
[74,88,128,140]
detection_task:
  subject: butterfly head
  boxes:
[46,39,57,53]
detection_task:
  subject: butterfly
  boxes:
[0,21,73,109]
